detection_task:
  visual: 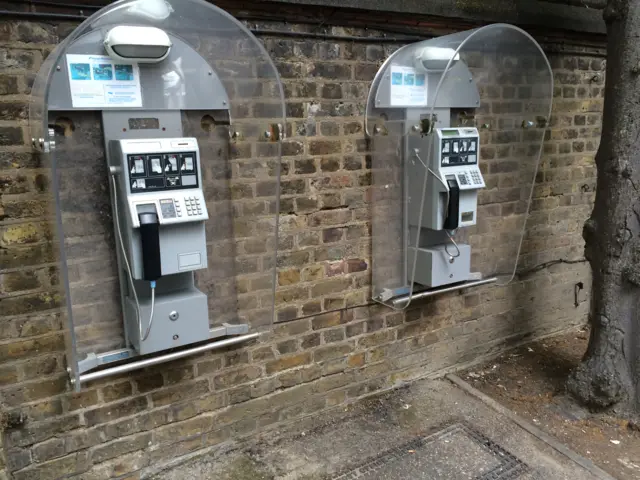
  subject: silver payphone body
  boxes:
[407,127,485,288]
[365,25,554,308]
[109,138,210,354]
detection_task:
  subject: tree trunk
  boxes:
[567,0,640,411]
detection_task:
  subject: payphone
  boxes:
[365,25,553,308]
[29,0,286,388]
[407,126,485,289]
[372,44,486,300]
[109,138,210,354]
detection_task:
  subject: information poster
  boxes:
[66,54,142,108]
[389,66,427,106]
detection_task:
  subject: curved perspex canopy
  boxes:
[366,24,553,309]
[29,0,285,386]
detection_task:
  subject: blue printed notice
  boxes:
[66,54,142,108]
[389,66,427,106]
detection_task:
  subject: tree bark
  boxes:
[567,0,640,410]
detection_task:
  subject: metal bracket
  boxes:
[375,276,498,308]
[420,115,437,135]
[33,128,56,153]
[229,129,242,142]
[77,348,135,375]
[378,286,412,302]
[47,127,56,151]
[210,322,249,338]
[372,124,389,136]
[32,137,47,152]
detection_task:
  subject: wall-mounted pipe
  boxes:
[16,0,98,9]
[1,0,607,53]
[0,9,88,19]
[0,9,423,42]
[391,277,498,308]
[251,28,421,43]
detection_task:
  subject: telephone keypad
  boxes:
[454,170,483,188]
[184,195,202,216]
[470,171,482,185]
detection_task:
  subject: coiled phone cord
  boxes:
[111,174,156,343]
[414,153,461,259]
[145,281,156,341]
[444,229,461,259]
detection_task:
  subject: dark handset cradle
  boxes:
[443,175,460,230]
[138,212,162,281]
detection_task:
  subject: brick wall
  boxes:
[0,12,603,480]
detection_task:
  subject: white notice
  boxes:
[66,54,142,108]
[151,157,162,174]
[389,66,427,107]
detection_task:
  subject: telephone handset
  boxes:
[138,212,162,281]
[443,176,460,230]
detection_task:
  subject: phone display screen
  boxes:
[441,129,459,137]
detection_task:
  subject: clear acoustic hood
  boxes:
[365,24,553,309]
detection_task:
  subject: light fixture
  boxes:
[414,47,460,72]
[104,26,172,64]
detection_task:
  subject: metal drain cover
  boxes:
[331,423,528,480]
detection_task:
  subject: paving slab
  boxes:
[153,378,606,480]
